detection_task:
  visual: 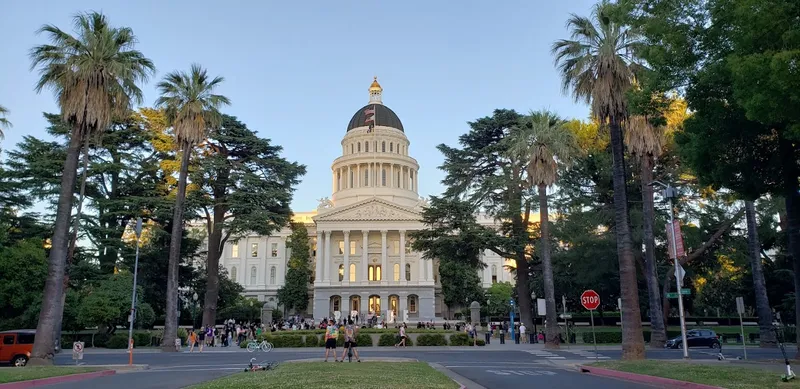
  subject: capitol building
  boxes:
[219,78,514,322]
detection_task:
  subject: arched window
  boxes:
[349,263,356,282]
[382,141,386,152]
[365,142,369,152]
[491,265,498,283]
[270,266,276,284]
[393,263,400,281]
[357,143,361,152]
[368,265,381,281]
[389,295,399,315]
[250,266,257,285]
[231,266,237,281]
[364,170,369,187]
[408,295,418,314]
[369,295,381,314]
[381,169,387,186]
[405,264,411,281]
[390,143,393,152]
[350,171,354,188]
[331,296,341,313]
[338,264,344,282]
[350,295,360,312]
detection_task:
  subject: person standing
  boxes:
[197,327,206,352]
[343,319,361,362]
[520,324,527,344]
[395,323,407,347]
[324,319,340,362]
[499,323,505,344]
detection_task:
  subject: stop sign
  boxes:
[581,290,600,310]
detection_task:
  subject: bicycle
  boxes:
[246,339,273,353]
[245,358,278,372]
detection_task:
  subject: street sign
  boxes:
[72,342,84,362]
[667,292,678,298]
[666,220,686,258]
[536,299,546,316]
[736,296,745,315]
[580,290,600,311]
[680,288,691,295]
[675,264,686,287]
[559,314,572,319]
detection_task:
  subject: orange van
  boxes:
[0,330,35,366]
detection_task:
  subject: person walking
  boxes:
[395,323,407,347]
[197,327,206,352]
[188,330,197,353]
[324,319,340,362]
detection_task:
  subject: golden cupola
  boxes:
[368,76,383,104]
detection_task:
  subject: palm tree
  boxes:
[507,110,579,349]
[0,104,10,139]
[28,12,154,365]
[155,64,229,351]
[624,115,668,347]
[552,1,646,359]
[744,200,777,347]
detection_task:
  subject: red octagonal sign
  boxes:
[581,290,600,311]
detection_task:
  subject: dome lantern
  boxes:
[368,76,383,104]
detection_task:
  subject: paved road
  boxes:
[42,345,789,389]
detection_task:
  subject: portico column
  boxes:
[323,230,332,282]
[361,231,369,282]
[343,230,350,284]
[399,230,406,285]
[380,230,388,285]
[427,259,434,283]
[418,258,425,282]
[315,231,323,284]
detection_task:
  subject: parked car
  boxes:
[665,329,721,349]
[0,330,35,366]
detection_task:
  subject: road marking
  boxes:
[486,369,557,376]
[562,350,611,359]
[523,350,566,359]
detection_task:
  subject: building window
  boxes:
[389,295,399,315]
[392,241,400,254]
[365,142,369,152]
[408,295,417,313]
[350,144,353,154]
[332,296,341,313]
[271,243,278,257]
[250,266,257,285]
[382,141,386,152]
[405,264,411,281]
[351,295,360,312]
[338,264,344,282]
[251,243,258,257]
[338,241,344,255]
[364,170,369,186]
[358,143,361,152]
[381,169,386,186]
[390,143,393,152]
[350,241,356,255]
[405,239,412,255]
[270,266,276,284]
[369,295,381,314]
[368,265,382,281]
[349,263,356,282]
[231,266,237,281]
[393,263,400,281]
[231,243,239,258]
[491,265,498,283]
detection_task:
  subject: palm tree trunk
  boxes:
[744,200,777,347]
[777,136,800,357]
[608,118,645,360]
[161,142,192,351]
[640,157,667,347]
[53,139,91,353]
[29,129,83,365]
[538,183,559,349]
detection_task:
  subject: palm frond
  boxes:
[0,104,11,139]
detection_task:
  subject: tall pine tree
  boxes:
[277,223,312,314]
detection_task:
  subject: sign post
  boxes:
[736,296,747,360]
[581,290,601,361]
[72,342,84,365]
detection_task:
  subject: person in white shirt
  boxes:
[520,324,527,344]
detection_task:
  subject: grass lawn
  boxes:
[190,362,459,389]
[591,360,800,389]
[0,367,101,384]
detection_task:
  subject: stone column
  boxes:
[399,230,406,285]
[361,231,369,283]
[315,231,323,285]
[427,259,434,283]
[399,292,408,323]
[323,230,332,283]
[343,230,350,284]
[390,164,394,188]
[418,259,425,282]
[380,230,388,285]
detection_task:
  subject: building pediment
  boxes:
[313,198,422,222]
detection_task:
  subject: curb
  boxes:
[428,363,487,389]
[0,370,115,389]
[577,365,724,389]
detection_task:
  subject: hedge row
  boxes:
[235,332,487,347]
[60,331,157,348]
[266,328,456,335]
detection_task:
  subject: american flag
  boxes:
[365,106,375,132]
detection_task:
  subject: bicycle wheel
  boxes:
[246,342,258,352]
[261,342,273,352]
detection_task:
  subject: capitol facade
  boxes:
[218,78,514,322]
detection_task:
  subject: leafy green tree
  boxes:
[552,0,646,359]
[485,282,514,318]
[278,224,312,314]
[78,273,153,333]
[507,110,579,348]
[0,239,48,330]
[192,266,244,319]
[28,12,154,364]
[438,259,484,318]
[189,115,305,326]
[155,64,229,350]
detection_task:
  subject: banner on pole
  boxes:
[666,220,686,259]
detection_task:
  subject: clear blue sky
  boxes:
[0,0,594,212]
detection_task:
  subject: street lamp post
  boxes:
[651,180,690,359]
[192,292,199,329]
[531,291,538,343]
[127,218,143,366]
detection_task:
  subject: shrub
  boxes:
[177,328,188,345]
[416,333,447,346]
[356,333,373,347]
[581,331,621,344]
[476,339,486,346]
[92,333,110,348]
[271,335,304,348]
[134,332,152,347]
[240,340,249,348]
[449,333,471,346]
[304,335,319,347]
[107,334,129,349]
[378,333,399,346]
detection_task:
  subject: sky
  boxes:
[0,0,594,213]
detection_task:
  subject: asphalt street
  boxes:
[42,345,791,389]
